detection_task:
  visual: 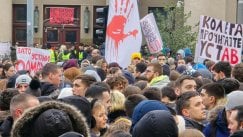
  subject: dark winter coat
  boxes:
[203,106,230,137]
[0,116,13,137]
[11,101,90,137]
[40,82,60,99]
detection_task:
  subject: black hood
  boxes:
[11,101,90,137]
[132,110,178,137]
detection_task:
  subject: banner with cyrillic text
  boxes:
[195,15,242,65]
[16,47,50,76]
[140,13,163,54]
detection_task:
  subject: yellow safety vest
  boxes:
[62,53,71,61]
[49,50,56,63]
[78,52,83,60]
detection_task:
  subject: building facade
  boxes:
[0,0,240,47]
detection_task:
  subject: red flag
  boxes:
[50,7,74,24]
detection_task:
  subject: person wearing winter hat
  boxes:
[11,101,90,137]
[131,52,141,65]
[63,59,79,71]
[15,74,32,93]
[131,100,169,132]
[132,110,178,137]
[25,78,41,97]
[84,70,101,82]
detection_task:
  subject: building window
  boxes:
[13,5,27,46]
[237,0,243,24]
[15,6,27,22]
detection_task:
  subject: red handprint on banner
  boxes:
[106,0,138,55]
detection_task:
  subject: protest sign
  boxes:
[16,47,50,76]
[195,16,242,65]
[105,0,142,68]
[0,42,11,61]
[140,13,163,54]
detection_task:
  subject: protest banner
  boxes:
[16,47,50,76]
[105,0,142,68]
[0,42,11,61]
[194,15,243,65]
[140,13,163,54]
[50,7,74,24]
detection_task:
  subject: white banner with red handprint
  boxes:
[105,0,142,68]
[140,13,163,54]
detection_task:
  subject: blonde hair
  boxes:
[110,91,126,112]
[103,117,132,136]
[59,45,67,52]
[179,129,205,137]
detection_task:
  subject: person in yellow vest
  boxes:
[73,44,87,64]
[56,44,71,62]
[47,44,57,63]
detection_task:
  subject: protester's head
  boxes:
[225,91,243,122]
[133,62,147,78]
[90,99,108,133]
[228,105,243,134]
[144,63,162,82]
[106,75,128,91]
[131,100,169,131]
[177,59,186,66]
[110,91,126,113]
[176,91,206,122]
[3,63,16,78]
[10,93,40,120]
[42,63,62,86]
[142,87,161,101]
[161,86,177,105]
[124,94,147,118]
[157,53,167,65]
[85,85,111,111]
[132,110,178,137]
[131,52,142,65]
[175,75,197,96]
[72,74,96,97]
[200,83,225,110]
[11,101,90,137]
[212,61,231,81]
[221,78,240,94]
[134,80,148,90]
[232,63,243,82]
[64,67,82,82]
[0,88,19,111]
[15,74,32,93]
[123,85,141,97]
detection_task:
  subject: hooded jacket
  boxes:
[132,110,178,137]
[203,106,230,137]
[131,100,169,132]
[11,101,90,137]
[149,75,170,89]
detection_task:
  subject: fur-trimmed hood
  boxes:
[11,101,90,137]
[207,105,225,122]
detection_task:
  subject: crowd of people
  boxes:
[1,43,243,137]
